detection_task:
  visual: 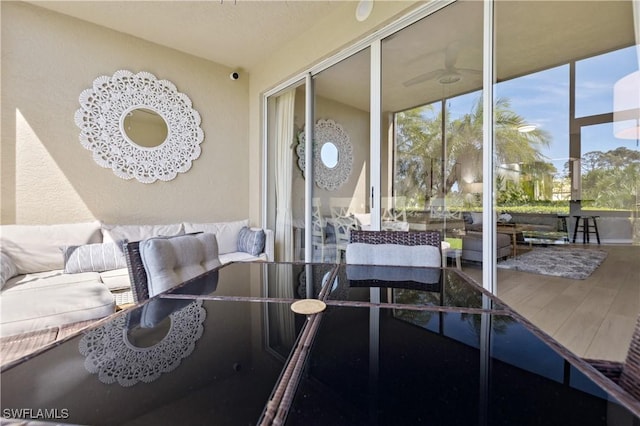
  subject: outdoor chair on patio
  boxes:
[124,232,221,303]
[586,315,640,402]
[346,230,442,267]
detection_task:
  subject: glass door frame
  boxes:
[262,0,499,292]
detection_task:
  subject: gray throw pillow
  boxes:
[63,240,128,273]
[237,227,266,256]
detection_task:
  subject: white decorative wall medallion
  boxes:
[78,300,206,387]
[297,119,353,191]
[74,70,204,183]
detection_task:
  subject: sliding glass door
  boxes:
[381,0,484,277]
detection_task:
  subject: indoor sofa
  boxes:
[0,219,273,339]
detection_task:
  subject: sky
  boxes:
[446,44,639,176]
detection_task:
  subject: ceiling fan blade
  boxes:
[444,40,462,70]
[402,69,444,87]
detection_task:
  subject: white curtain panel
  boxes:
[274,90,295,262]
[273,90,296,347]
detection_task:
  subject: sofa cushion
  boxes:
[237,227,266,256]
[139,233,221,298]
[98,268,131,292]
[63,240,128,274]
[183,220,249,254]
[0,221,102,274]
[101,223,185,243]
[1,271,115,337]
[1,252,17,289]
[219,251,267,264]
[346,243,441,267]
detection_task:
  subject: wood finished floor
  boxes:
[462,244,640,362]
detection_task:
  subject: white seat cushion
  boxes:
[346,243,441,267]
[139,233,221,298]
[219,251,267,264]
[1,271,115,337]
[99,268,131,292]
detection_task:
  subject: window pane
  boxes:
[494,65,570,213]
[576,46,639,118]
[580,122,640,211]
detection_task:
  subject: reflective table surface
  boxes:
[1,262,639,425]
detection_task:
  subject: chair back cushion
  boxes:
[346,243,441,267]
[139,233,221,298]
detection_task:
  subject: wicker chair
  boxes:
[124,240,151,303]
[124,233,220,303]
[349,230,441,247]
[586,316,640,401]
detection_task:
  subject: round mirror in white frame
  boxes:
[297,119,353,191]
[121,106,169,149]
[74,70,204,184]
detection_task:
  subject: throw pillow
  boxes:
[237,227,266,256]
[470,212,483,225]
[1,252,17,289]
[63,240,128,274]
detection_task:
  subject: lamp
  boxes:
[613,70,640,142]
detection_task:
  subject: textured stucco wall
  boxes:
[1,2,250,225]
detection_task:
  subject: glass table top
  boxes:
[325,264,507,311]
[1,262,639,425]
[164,262,337,300]
[284,306,624,426]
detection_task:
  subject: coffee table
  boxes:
[497,224,523,258]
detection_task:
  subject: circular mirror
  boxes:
[320,142,339,168]
[125,315,171,348]
[75,70,204,183]
[122,107,169,148]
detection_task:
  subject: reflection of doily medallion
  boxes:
[79,301,206,387]
[74,70,204,183]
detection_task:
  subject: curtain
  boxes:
[273,89,296,348]
[274,90,296,262]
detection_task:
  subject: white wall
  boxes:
[1,2,250,225]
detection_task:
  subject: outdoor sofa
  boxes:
[0,220,273,339]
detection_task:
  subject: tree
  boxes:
[395,95,553,208]
[581,147,640,210]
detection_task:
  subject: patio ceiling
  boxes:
[26,1,635,113]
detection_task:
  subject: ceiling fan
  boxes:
[402,41,481,86]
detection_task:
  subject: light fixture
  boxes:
[613,70,640,141]
[438,70,462,85]
[355,0,373,22]
[517,124,537,133]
